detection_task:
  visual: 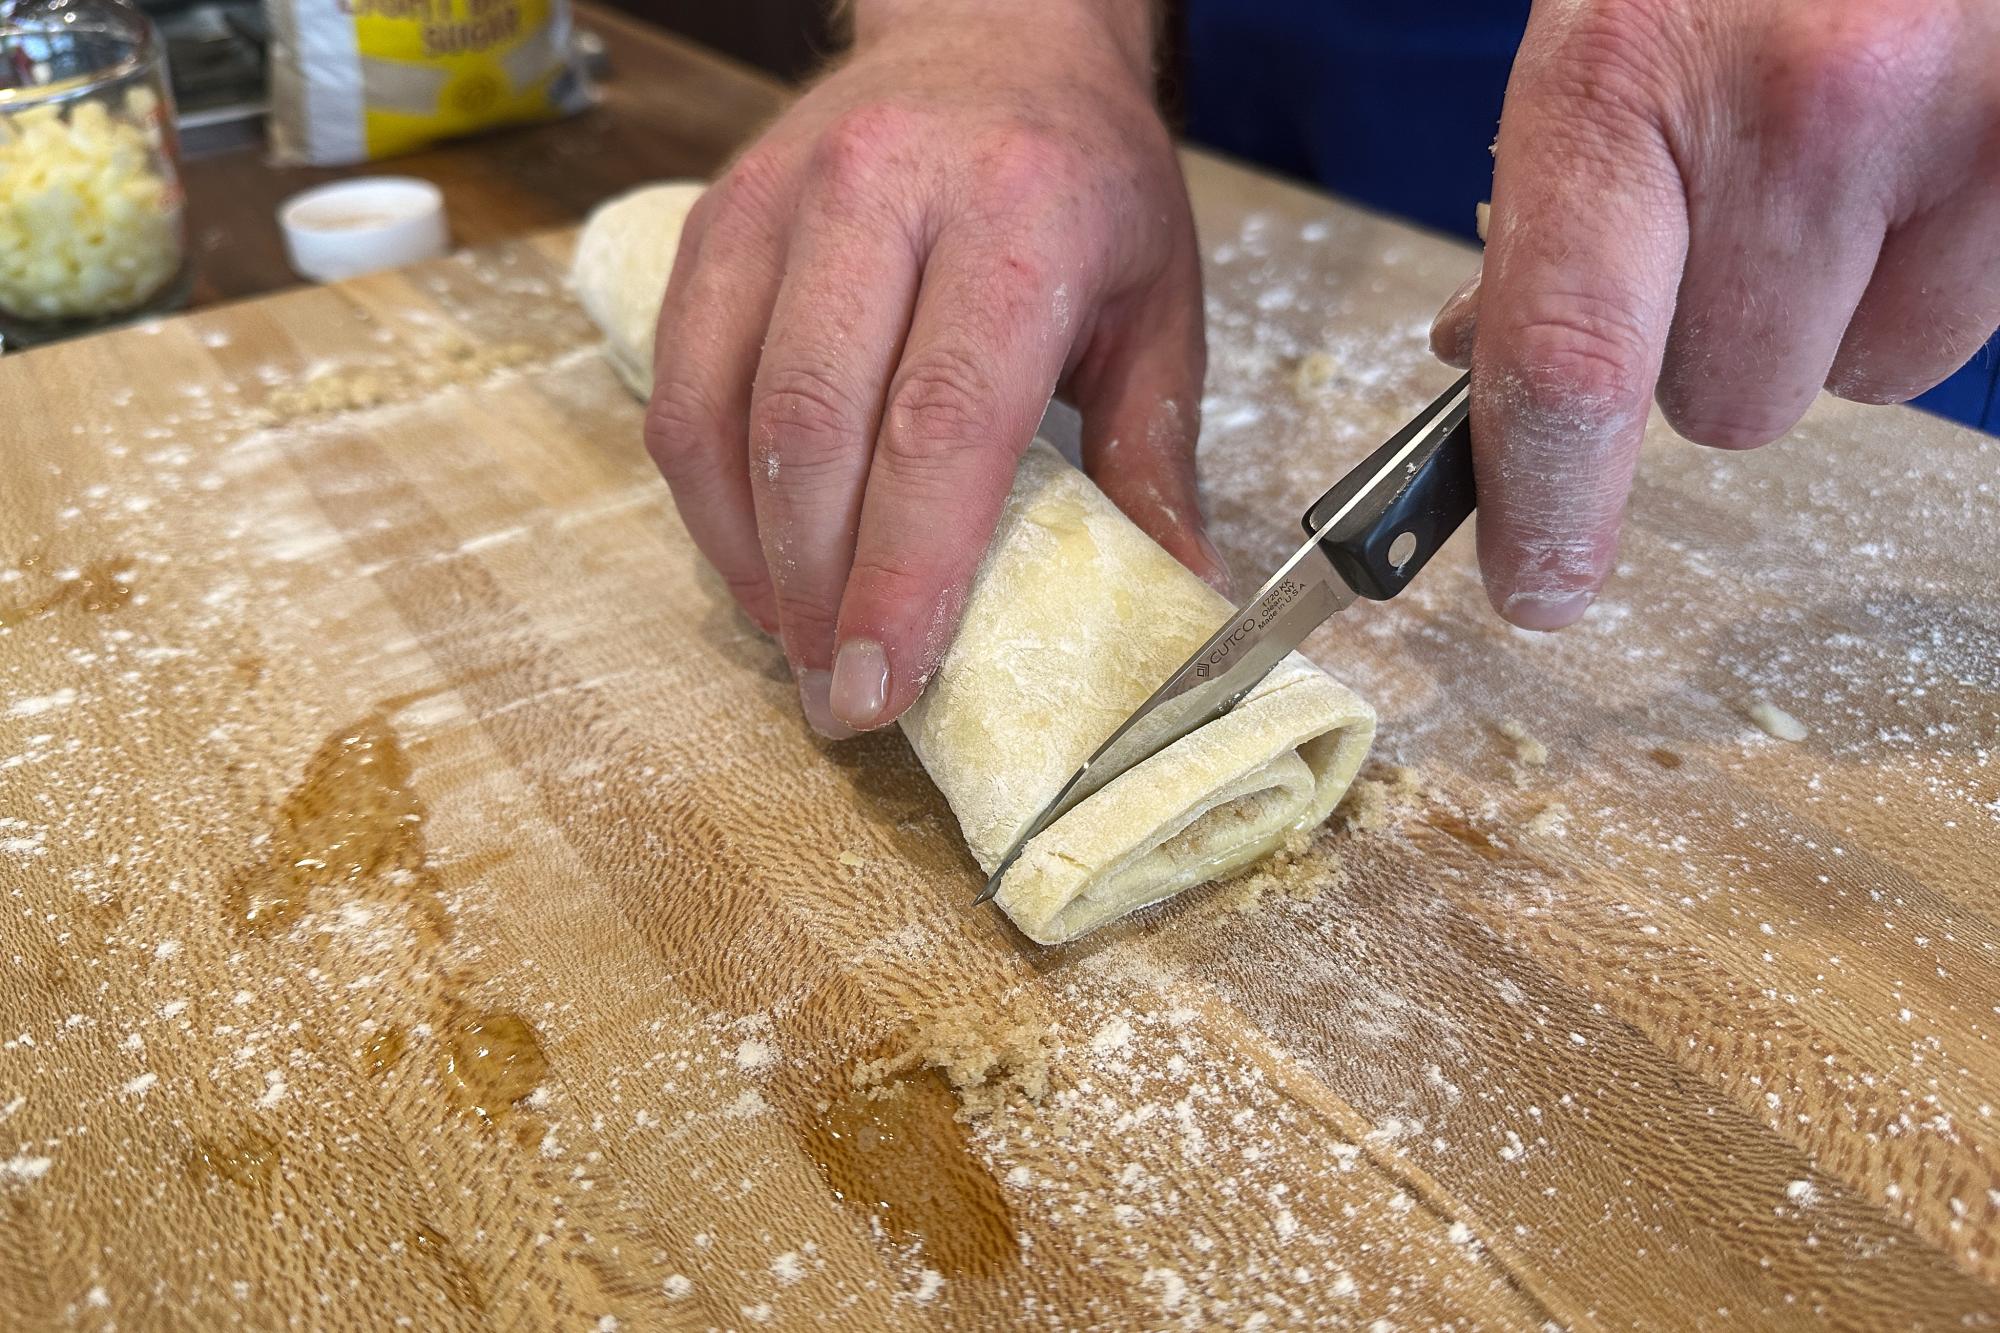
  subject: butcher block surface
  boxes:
[3,150,1998,1331]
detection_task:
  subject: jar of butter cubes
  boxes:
[0,0,189,347]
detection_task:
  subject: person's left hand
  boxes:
[1430,0,2000,630]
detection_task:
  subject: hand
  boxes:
[645,0,1220,737]
[1430,0,2000,629]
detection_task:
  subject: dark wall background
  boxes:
[600,0,1189,120]
[601,0,841,82]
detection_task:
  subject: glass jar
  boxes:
[0,0,190,348]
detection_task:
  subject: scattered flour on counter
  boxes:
[2,1149,53,1183]
[1143,1267,1190,1312]
[1091,1018,1135,1056]
[121,1072,158,1098]
[7,688,77,718]
[733,1038,776,1075]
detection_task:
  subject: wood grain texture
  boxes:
[1,150,1997,1331]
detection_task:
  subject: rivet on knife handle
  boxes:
[1301,370,1475,600]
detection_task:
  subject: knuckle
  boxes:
[772,587,839,646]
[814,103,918,198]
[1493,298,1656,424]
[681,184,721,238]
[643,379,733,484]
[977,121,1082,199]
[715,142,790,221]
[718,563,774,608]
[1762,9,1934,142]
[845,549,930,607]
[882,349,993,466]
[750,365,863,475]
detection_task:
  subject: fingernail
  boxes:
[1501,588,1595,631]
[829,637,890,730]
[798,668,858,739]
[1194,530,1235,600]
[1430,268,1482,368]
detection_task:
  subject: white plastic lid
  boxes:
[279,177,449,283]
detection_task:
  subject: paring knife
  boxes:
[975,370,1477,906]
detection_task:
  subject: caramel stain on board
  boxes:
[0,557,135,628]
[809,1070,1016,1280]
[225,712,448,940]
[408,1222,489,1314]
[1649,747,1685,769]
[225,864,305,933]
[363,1026,408,1077]
[1418,809,1508,861]
[444,1012,549,1126]
[187,1127,282,1191]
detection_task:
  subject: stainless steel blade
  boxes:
[974,371,1474,910]
[973,534,1355,906]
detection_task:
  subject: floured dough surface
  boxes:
[567,181,705,398]
[901,444,1373,943]
[572,184,1376,945]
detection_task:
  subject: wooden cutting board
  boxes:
[3,151,1996,1331]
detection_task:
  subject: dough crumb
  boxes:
[836,849,866,874]
[1212,828,1342,914]
[1493,717,1548,767]
[1521,802,1569,837]
[1291,351,1341,400]
[1339,763,1425,833]
[1746,700,1808,743]
[853,1009,1056,1120]
[266,340,541,420]
[1475,200,1491,241]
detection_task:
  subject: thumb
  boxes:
[1072,279,1233,599]
[1467,12,1689,629]
[1430,265,1483,370]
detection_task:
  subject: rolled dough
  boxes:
[567,181,705,398]
[574,183,1376,944]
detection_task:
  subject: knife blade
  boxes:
[974,370,1475,907]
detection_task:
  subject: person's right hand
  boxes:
[645,0,1224,739]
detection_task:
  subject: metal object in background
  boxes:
[133,0,604,157]
[977,371,1477,905]
[142,0,266,155]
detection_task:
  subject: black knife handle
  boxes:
[1300,371,1477,601]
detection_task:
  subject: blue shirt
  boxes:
[1184,0,1998,433]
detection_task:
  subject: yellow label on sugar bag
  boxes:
[267,0,593,165]
[354,0,557,157]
